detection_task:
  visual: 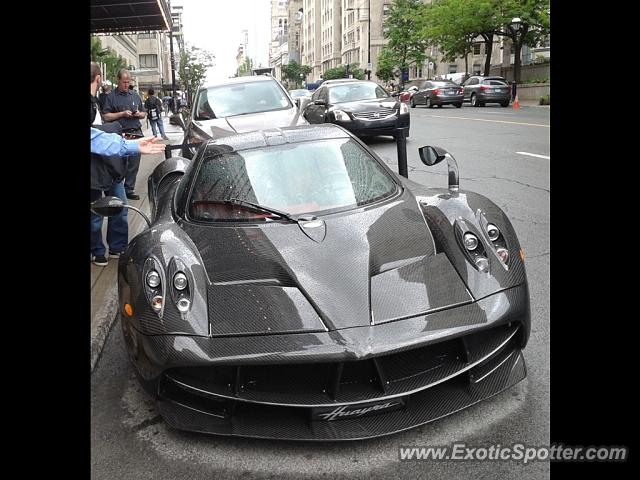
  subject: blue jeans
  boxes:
[150,118,166,137]
[90,181,128,256]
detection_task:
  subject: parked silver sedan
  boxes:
[462,76,512,107]
[409,80,463,108]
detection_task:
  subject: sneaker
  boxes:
[92,255,108,267]
[162,135,169,141]
[126,191,140,200]
[109,251,124,258]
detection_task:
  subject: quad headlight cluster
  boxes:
[456,216,511,273]
[142,257,192,317]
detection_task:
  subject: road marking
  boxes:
[516,152,550,159]
[424,114,549,128]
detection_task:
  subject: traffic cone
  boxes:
[513,94,520,109]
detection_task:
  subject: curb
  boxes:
[90,282,119,372]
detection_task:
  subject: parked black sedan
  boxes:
[302,80,410,138]
[462,76,512,107]
[410,80,464,108]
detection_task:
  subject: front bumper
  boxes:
[124,284,530,440]
[335,114,410,137]
[478,92,511,103]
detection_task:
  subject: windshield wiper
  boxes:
[225,198,299,223]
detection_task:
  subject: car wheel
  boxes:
[410,97,416,108]
[471,94,478,107]
[455,103,462,108]
[437,104,443,108]
[426,97,433,108]
[501,101,509,107]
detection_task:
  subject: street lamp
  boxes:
[509,17,523,87]
[346,0,371,80]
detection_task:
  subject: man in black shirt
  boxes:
[102,69,146,200]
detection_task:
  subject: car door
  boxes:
[463,77,479,101]
[414,81,427,103]
[303,87,328,124]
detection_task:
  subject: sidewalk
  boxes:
[90,115,184,371]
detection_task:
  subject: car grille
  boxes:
[352,107,397,120]
[161,322,521,407]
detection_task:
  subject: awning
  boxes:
[91,0,172,34]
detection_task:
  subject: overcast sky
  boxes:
[178,0,271,82]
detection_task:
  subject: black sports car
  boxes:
[92,124,530,440]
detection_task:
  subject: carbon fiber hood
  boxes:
[181,190,473,333]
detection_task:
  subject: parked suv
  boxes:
[462,76,511,107]
[180,75,308,158]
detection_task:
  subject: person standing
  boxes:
[98,84,111,112]
[90,62,129,267]
[102,69,146,201]
[144,88,169,140]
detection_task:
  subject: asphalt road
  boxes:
[91,104,550,480]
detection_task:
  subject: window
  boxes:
[138,33,156,39]
[383,4,390,15]
[473,43,481,55]
[448,64,457,74]
[188,138,398,221]
[139,54,158,68]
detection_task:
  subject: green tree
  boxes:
[179,44,215,105]
[375,49,397,83]
[237,57,253,76]
[322,63,365,81]
[103,52,128,85]
[381,0,429,87]
[424,0,501,76]
[90,37,110,63]
[282,60,312,88]
[490,0,550,83]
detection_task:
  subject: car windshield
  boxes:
[188,138,398,222]
[328,83,389,103]
[195,81,292,119]
[432,81,458,87]
[289,89,310,98]
[486,80,508,86]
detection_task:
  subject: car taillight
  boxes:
[433,89,440,95]
[479,85,488,91]
[458,89,464,94]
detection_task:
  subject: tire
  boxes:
[426,97,433,108]
[501,101,509,107]
[455,103,462,108]
[436,104,443,108]
[410,97,416,108]
[471,94,478,107]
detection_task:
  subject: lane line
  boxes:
[516,152,550,159]
[423,114,550,128]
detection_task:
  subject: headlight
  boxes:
[463,233,479,251]
[333,110,351,122]
[146,270,161,288]
[173,272,188,290]
[486,223,500,241]
[176,297,191,313]
[151,295,163,312]
[496,247,510,264]
[399,103,409,114]
[475,257,489,273]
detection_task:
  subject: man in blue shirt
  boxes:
[103,69,147,200]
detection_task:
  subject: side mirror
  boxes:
[418,146,459,191]
[298,97,312,111]
[418,146,447,166]
[91,196,152,228]
[170,113,186,131]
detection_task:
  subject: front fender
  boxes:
[119,222,210,337]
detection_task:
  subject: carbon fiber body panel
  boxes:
[116,125,531,439]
